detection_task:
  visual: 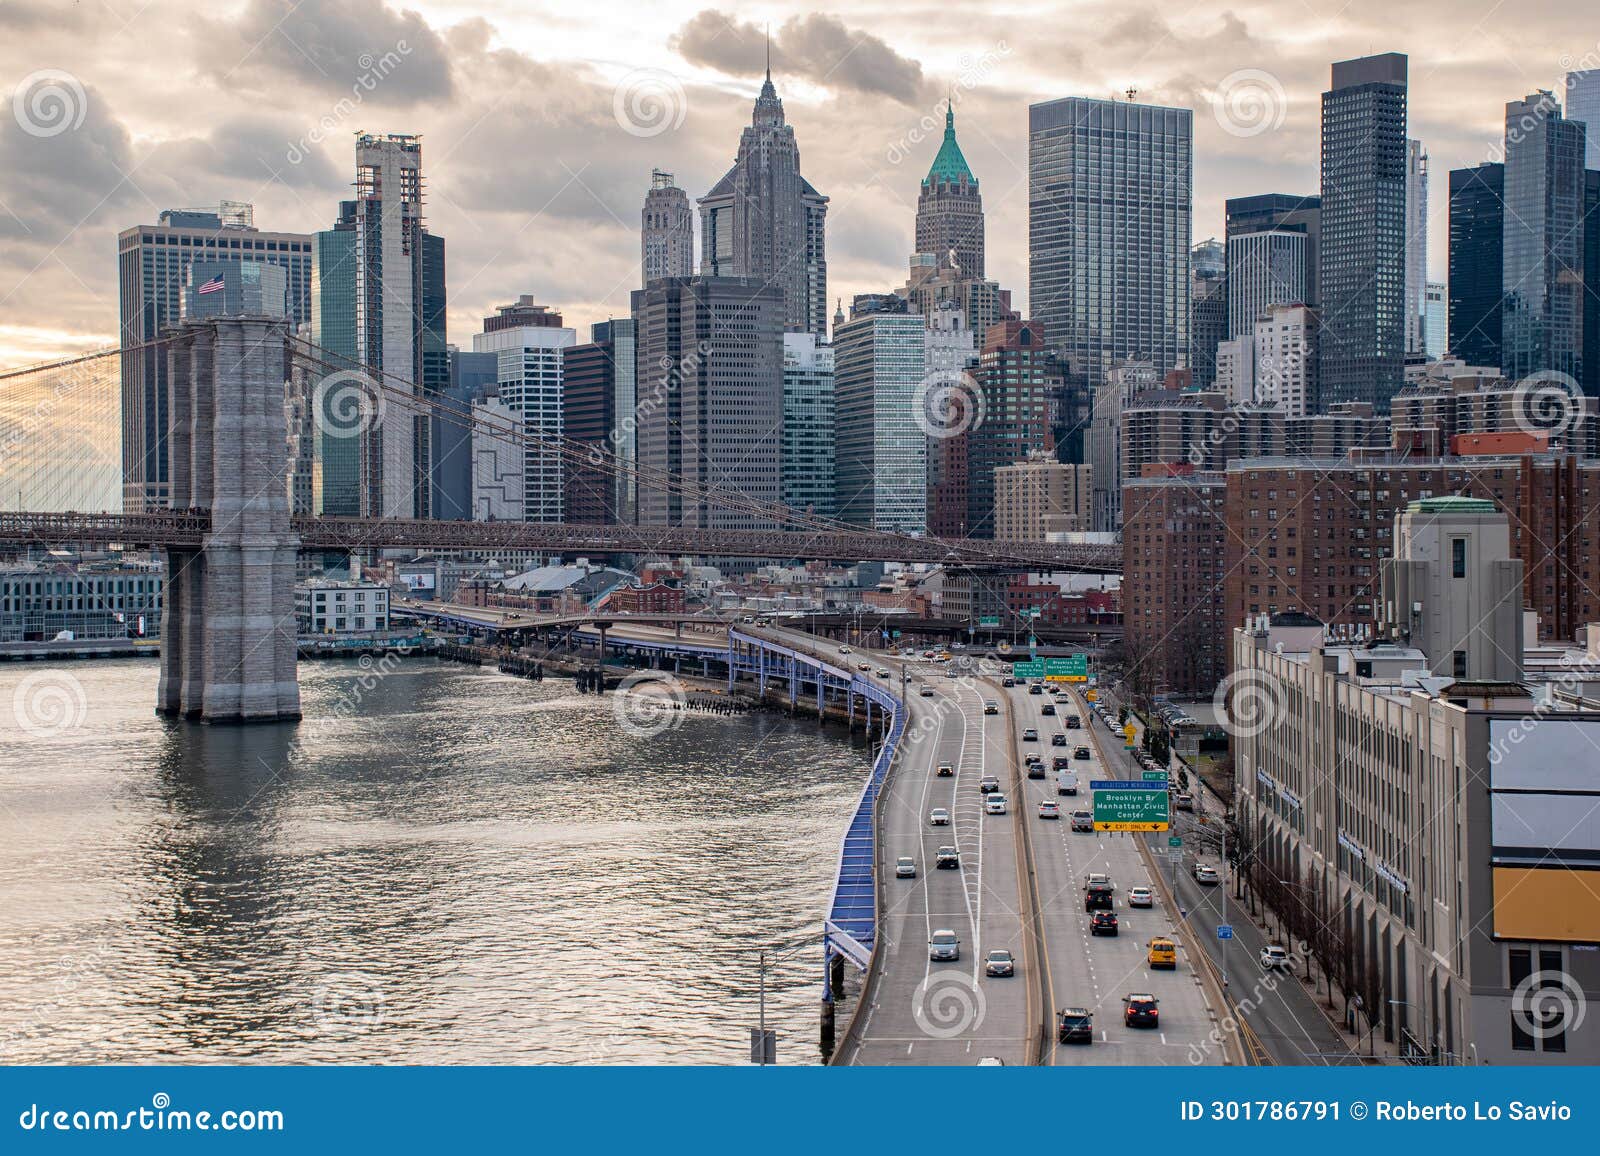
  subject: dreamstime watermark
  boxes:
[1508,370,1583,440]
[1488,89,1561,165]
[0,936,117,1059]
[285,42,413,165]
[312,652,405,733]
[612,671,689,738]
[313,369,385,441]
[884,41,1011,166]
[915,369,984,440]
[588,341,711,466]
[12,69,87,138]
[309,971,386,1032]
[612,68,687,138]
[1211,69,1287,138]
[11,669,88,738]
[1488,653,1595,766]
[1512,969,1587,1042]
[911,970,986,1039]
[1186,966,1286,1064]
[1213,668,1286,740]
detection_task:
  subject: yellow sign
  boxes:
[1094,821,1170,832]
[1085,689,1098,702]
[1044,674,1089,683]
[1123,723,1137,741]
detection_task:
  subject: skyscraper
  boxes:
[632,276,785,530]
[117,203,311,511]
[965,319,1060,537]
[916,102,984,279]
[699,64,828,336]
[1448,163,1505,369]
[561,320,638,525]
[473,298,575,524]
[1190,239,1227,390]
[1425,282,1447,361]
[780,332,836,519]
[641,170,694,284]
[1501,92,1586,385]
[1028,95,1192,382]
[1404,139,1430,357]
[1319,53,1409,411]
[1567,69,1600,168]
[1226,230,1306,339]
[834,296,929,533]
[1224,194,1322,305]
[351,133,447,519]
[311,206,360,515]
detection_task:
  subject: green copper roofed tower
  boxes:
[916,100,984,279]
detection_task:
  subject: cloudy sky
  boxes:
[0,0,1590,369]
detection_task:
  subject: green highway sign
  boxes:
[1011,660,1046,678]
[978,615,1001,627]
[1090,780,1171,832]
[1142,770,1170,782]
[1044,655,1089,682]
[1168,835,1183,847]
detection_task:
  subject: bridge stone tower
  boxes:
[157,315,302,722]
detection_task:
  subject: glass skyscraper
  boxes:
[780,333,836,520]
[1028,96,1192,383]
[834,298,928,533]
[1448,163,1504,369]
[1501,92,1586,385]
[1319,53,1408,411]
[311,217,360,515]
[1566,69,1600,169]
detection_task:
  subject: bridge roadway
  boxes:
[0,511,1120,572]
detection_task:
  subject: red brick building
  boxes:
[606,582,687,615]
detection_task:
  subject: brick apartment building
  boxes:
[1122,453,1600,696]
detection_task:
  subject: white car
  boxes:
[895,856,917,879]
[1128,886,1154,908]
[1192,863,1221,886]
[984,793,1008,815]
[929,807,951,826]
[919,686,935,697]
[1038,800,1060,820]
[929,929,960,962]
[839,645,852,654]
[1260,944,1291,970]
[875,668,891,679]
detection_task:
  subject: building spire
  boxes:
[765,23,771,81]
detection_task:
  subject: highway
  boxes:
[1090,687,1359,1065]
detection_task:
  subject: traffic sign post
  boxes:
[1167,835,1182,847]
[1011,659,1045,679]
[1217,925,1234,941]
[1089,779,1170,831]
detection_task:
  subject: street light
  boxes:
[755,939,810,1066]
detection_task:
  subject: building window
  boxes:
[1452,650,1467,679]
[1451,537,1467,578]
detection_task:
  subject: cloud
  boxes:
[674,10,929,104]
[200,0,453,104]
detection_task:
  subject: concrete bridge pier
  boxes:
[156,315,301,723]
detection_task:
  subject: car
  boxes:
[936,763,955,777]
[985,793,1008,815]
[936,846,961,869]
[1022,728,1038,742]
[1084,879,1113,912]
[857,663,872,672]
[1123,993,1160,1028]
[929,929,960,962]
[1028,684,1043,696]
[978,775,1000,793]
[1070,810,1094,832]
[984,701,999,715]
[1001,677,1015,688]
[984,948,1016,977]
[929,807,951,826]
[1065,715,1082,729]
[1147,937,1177,969]
[895,856,917,878]
[918,685,935,698]
[1027,762,1047,779]
[837,645,852,654]
[1052,733,1067,747]
[1090,911,1119,936]
[1192,863,1220,885]
[1175,792,1195,811]
[976,1057,1005,1066]
[1052,755,1072,770]
[1128,886,1155,908]
[1057,1007,1094,1044]
[1074,746,1092,761]
[1041,703,1056,716]
[1038,801,1060,819]
[1260,944,1291,970]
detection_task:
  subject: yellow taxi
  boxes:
[1146,936,1178,970]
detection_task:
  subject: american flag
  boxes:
[196,273,225,295]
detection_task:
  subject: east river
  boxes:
[0,657,869,1064]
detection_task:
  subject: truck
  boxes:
[1055,767,1079,796]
